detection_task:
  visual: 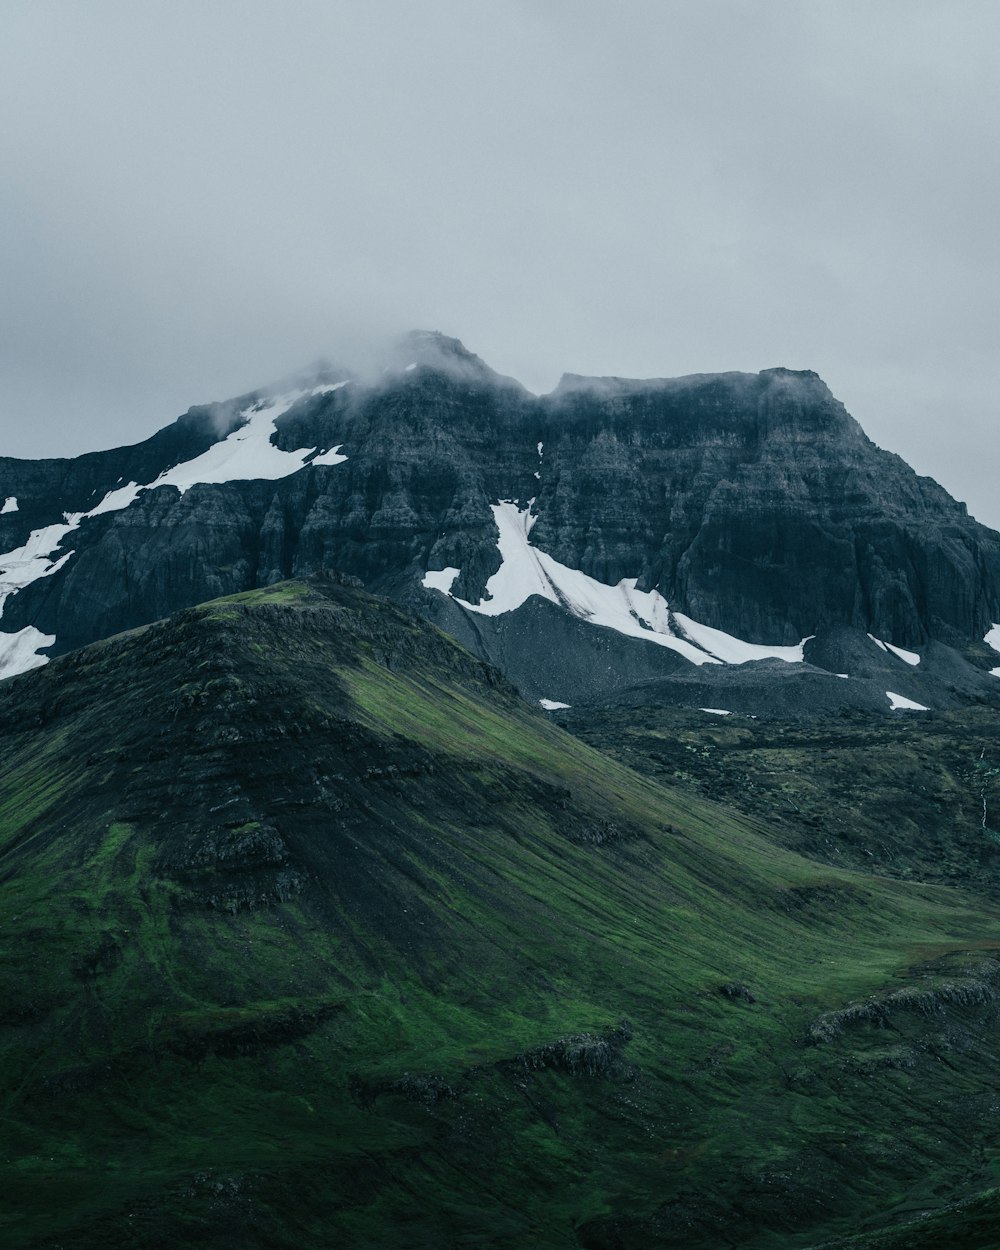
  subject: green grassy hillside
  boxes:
[1,576,999,1248]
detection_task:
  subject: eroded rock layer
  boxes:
[2,334,999,704]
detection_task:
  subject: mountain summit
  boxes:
[398,328,520,382]
[1,336,999,712]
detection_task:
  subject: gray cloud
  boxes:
[2,1,999,527]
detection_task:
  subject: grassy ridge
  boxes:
[1,577,999,1248]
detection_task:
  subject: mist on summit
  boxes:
[2,4,1000,527]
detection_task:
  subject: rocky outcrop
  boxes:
[806,959,1000,1045]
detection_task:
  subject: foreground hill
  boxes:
[2,577,1000,1248]
[3,332,1000,712]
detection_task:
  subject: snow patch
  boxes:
[835,673,850,679]
[1,497,17,514]
[421,566,460,594]
[886,691,928,711]
[886,642,919,665]
[985,625,1000,654]
[0,520,79,617]
[308,445,348,467]
[404,362,418,372]
[0,625,55,679]
[700,708,734,716]
[0,386,351,675]
[147,391,345,495]
[989,667,1000,679]
[539,698,570,710]
[87,482,144,516]
[426,502,811,667]
[675,614,810,665]
[868,633,920,665]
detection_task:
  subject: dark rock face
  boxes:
[535,368,998,646]
[3,334,1000,699]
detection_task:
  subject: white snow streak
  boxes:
[986,627,1000,677]
[425,502,811,667]
[0,521,79,616]
[0,385,350,679]
[539,698,570,710]
[147,391,346,494]
[0,626,55,679]
[87,482,144,516]
[867,633,920,665]
[309,446,349,467]
[700,708,734,716]
[889,644,921,666]
[674,613,809,665]
[1,497,17,514]
[421,567,461,594]
[886,691,928,711]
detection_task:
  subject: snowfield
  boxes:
[146,390,347,495]
[423,501,811,667]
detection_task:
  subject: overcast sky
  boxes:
[2,1,998,526]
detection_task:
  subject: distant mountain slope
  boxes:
[562,700,1000,895]
[2,332,1000,710]
[3,577,1000,1247]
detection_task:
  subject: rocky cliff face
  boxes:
[2,332,999,707]
[536,368,995,645]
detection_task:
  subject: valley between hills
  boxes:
[2,576,1000,1248]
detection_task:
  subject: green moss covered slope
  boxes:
[1,575,999,1249]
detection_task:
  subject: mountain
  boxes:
[3,332,1000,714]
[4,576,1000,1249]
